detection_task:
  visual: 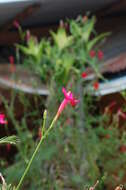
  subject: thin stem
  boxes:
[16,112,58,190]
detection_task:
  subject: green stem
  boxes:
[15,112,58,190]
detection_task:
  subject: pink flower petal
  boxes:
[0,114,7,124]
[90,50,96,58]
[70,99,80,107]
[81,72,87,78]
[98,50,104,60]
[62,87,71,100]
[56,88,79,118]
[57,98,69,118]
[9,56,14,64]
[13,20,20,29]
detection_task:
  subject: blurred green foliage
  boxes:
[17,16,109,85]
[1,15,125,190]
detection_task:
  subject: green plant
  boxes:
[3,14,125,190]
[17,15,109,85]
[0,136,19,145]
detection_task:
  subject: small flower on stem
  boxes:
[82,15,88,23]
[119,145,126,153]
[81,72,87,78]
[9,56,14,64]
[59,20,69,30]
[56,87,79,118]
[98,50,104,60]
[93,82,99,90]
[90,50,96,58]
[60,20,64,28]
[13,20,20,29]
[9,56,16,73]
[0,114,7,125]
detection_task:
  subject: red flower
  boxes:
[120,145,126,153]
[9,56,16,73]
[0,114,7,124]
[9,56,14,64]
[98,50,104,60]
[90,50,95,58]
[13,20,20,29]
[56,87,79,118]
[81,72,87,78]
[62,87,79,106]
[93,82,99,90]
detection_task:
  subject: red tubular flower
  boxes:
[0,114,7,124]
[81,72,87,78]
[9,56,16,73]
[93,82,99,90]
[62,88,79,106]
[13,20,20,29]
[9,56,14,64]
[98,50,104,60]
[90,50,96,58]
[56,88,79,118]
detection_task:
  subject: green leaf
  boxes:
[70,20,82,36]
[16,44,31,55]
[0,135,19,145]
[82,16,96,42]
[51,28,73,50]
[87,32,111,51]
